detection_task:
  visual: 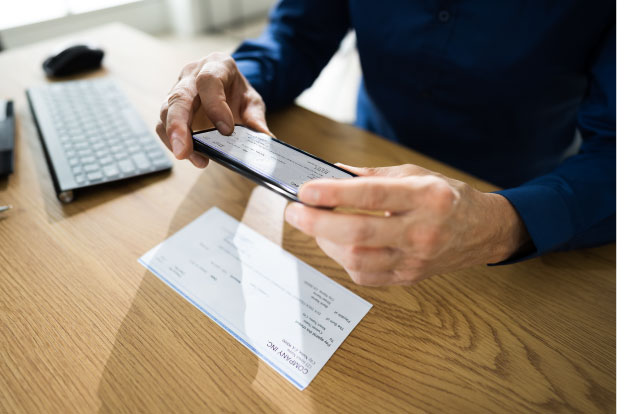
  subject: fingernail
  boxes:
[261,122,274,136]
[216,122,230,134]
[171,134,184,157]
[285,205,299,226]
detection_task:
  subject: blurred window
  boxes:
[0,0,140,30]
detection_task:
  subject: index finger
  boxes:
[165,78,198,159]
[298,176,439,211]
[195,58,237,135]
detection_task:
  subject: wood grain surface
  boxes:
[0,24,615,413]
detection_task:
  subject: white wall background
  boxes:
[1,0,361,124]
[167,0,274,36]
[1,0,275,49]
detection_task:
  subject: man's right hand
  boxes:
[156,53,271,168]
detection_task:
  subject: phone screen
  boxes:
[192,126,355,201]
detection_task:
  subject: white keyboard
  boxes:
[27,77,172,202]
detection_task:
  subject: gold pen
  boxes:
[333,207,392,217]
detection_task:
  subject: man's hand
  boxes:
[284,164,530,286]
[157,53,271,168]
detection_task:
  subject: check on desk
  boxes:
[139,207,372,390]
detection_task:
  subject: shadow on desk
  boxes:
[95,163,615,413]
[95,166,323,412]
[96,271,279,412]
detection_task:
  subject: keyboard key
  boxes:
[132,153,151,170]
[99,156,114,165]
[123,138,137,147]
[139,137,154,145]
[75,174,86,184]
[116,126,129,136]
[83,163,100,172]
[111,145,125,154]
[114,152,128,160]
[80,156,96,164]
[118,159,135,174]
[147,149,164,159]
[152,157,169,166]
[87,171,103,182]
[103,165,119,178]
[95,149,109,158]
[144,142,162,154]
[127,144,141,153]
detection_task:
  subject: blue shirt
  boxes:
[232,0,616,259]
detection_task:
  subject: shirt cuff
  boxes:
[493,182,575,264]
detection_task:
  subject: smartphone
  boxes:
[192,125,356,203]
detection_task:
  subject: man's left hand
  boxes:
[284,164,530,286]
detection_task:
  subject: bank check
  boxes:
[139,207,372,390]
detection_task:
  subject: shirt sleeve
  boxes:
[232,0,350,110]
[496,23,616,261]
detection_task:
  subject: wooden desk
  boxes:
[0,24,615,413]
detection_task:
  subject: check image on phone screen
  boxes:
[193,126,354,194]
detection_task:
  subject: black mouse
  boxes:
[42,44,104,78]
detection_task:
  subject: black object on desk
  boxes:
[0,100,14,176]
[43,44,104,78]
